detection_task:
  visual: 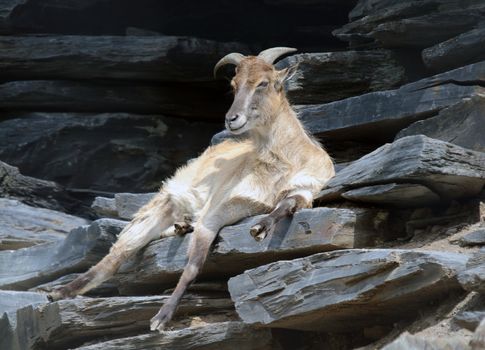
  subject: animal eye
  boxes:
[257,81,269,88]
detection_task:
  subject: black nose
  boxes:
[228,114,239,122]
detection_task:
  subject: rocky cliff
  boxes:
[0,0,484,349]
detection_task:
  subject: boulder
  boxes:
[3,295,236,350]
[114,192,156,219]
[457,229,485,247]
[0,35,250,82]
[72,322,273,350]
[116,207,384,294]
[276,50,405,104]
[341,183,440,207]
[0,198,89,250]
[458,248,485,293]
[454,311,485,331]
[31,273,119,297]
[0,81,227,119]
[422,27,485,72]
[0,160,90,216]
[0,290,48,316]
[0,113,219,192]
[0,218,125,290]
[381,331,470,350]
[297,60,485,142]
[91,197,117,218]
[228,249,468,331]
[317,135,485,203]
[396,95,485,153]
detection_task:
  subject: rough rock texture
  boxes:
[116,207,383,294]
[0,198,89,250]
[1,295,236,350]
[298,61,485,142]
[0,219,125,290]
[73,322,273,350]
[317,135,485,202]
[422,27,485,72]
[0,291,48,315]
[458,249,485,293]
[276,50,405,104]
[228,249,468,331]
[0,35,250,82]
[396,95,485,153]
[0,160,90,216]
[341,183,440,207]
[114,192,156,219]
[0,81,228,119]
[454,311,485,332]
[458,229,485,247]
[381,331,471,350]
[0,113,219,192]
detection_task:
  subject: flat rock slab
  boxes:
[317,135,485,203]
[0,198,89,250]
[228,249,468,332]
[72,322,273,350]
[382,331,471,350]
[0,218,125,290]
[4,295,235,350]
[454,311,485,331]
[0,35,249,82]
[458,229,485,247]
[275,50,405,104]
[0,290,48,316]
[422,27,485,72]
[297,61,485,141]
[396,95,485,153]
[116,207,382,294]
[114,192,156,220]
[458,248,485,293]
[341,183,440,207]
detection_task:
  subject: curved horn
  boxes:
[213,53,245,78]
[258,47,297,64]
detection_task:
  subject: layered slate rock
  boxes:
[0,35,250,82]
[341,183,440,207]
[335,0,485,48]
[458,248,485,293]
[0,219,125,290]
[0,81,227,119]
[396,95,485,153]
[382,331,471,350]
[0,198,89,250]
[228,249,468,331]
[92,192,156,219]
[0,291,48,315]
[73,322,273,350]
[0,160,89,216]
[0,113,219,192]
[116,207,382,294]
[276,50,405,104]
[3,295,236,350]
[317,135,485,203]
[422,27,485,72]
[297,61,485,141]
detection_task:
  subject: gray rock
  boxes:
[454,311,485,331]
[91,197,116,218]
[0,291,48,316]
[0,35,249,82]
[0,218,125,290]
[458,230,485,247]
[0,198,89,250]
[116,207,383,294]
[0,113,219,192]
[0,160,90,216]
[228,249,468,331]
[4,295,235,350]
[114,192,156,220]
[396,95,485,153]
[276,50,405,104]
[73,322,273,350]
[31,273,119,297]
[382,331,470,350]
[297,60,485,142]
[0,0,27,33]
[422,27,485,72]
[342,183,440,207]
[317,135,485,202]
[458,248,485,293]
[0,81,227,119]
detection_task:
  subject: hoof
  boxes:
[150,306,174,333]
[249,218,275,242]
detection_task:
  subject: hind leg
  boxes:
[49,193,177,301]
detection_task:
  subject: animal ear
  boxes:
[276,64,299,90]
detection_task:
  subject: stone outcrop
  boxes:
[458,249,485,294]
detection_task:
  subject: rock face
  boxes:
[116,207,383,294]
[458,249,485,294]
[0,198,89,250]
[0,219,125,290]
[396,95,485,153]
[228,249,468,331]
[0,113,219,192]
[276,50,405,104]
[318,135,485,203]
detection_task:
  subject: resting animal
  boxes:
[49,47,335,332]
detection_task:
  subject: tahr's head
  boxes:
[214,47,298,135]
